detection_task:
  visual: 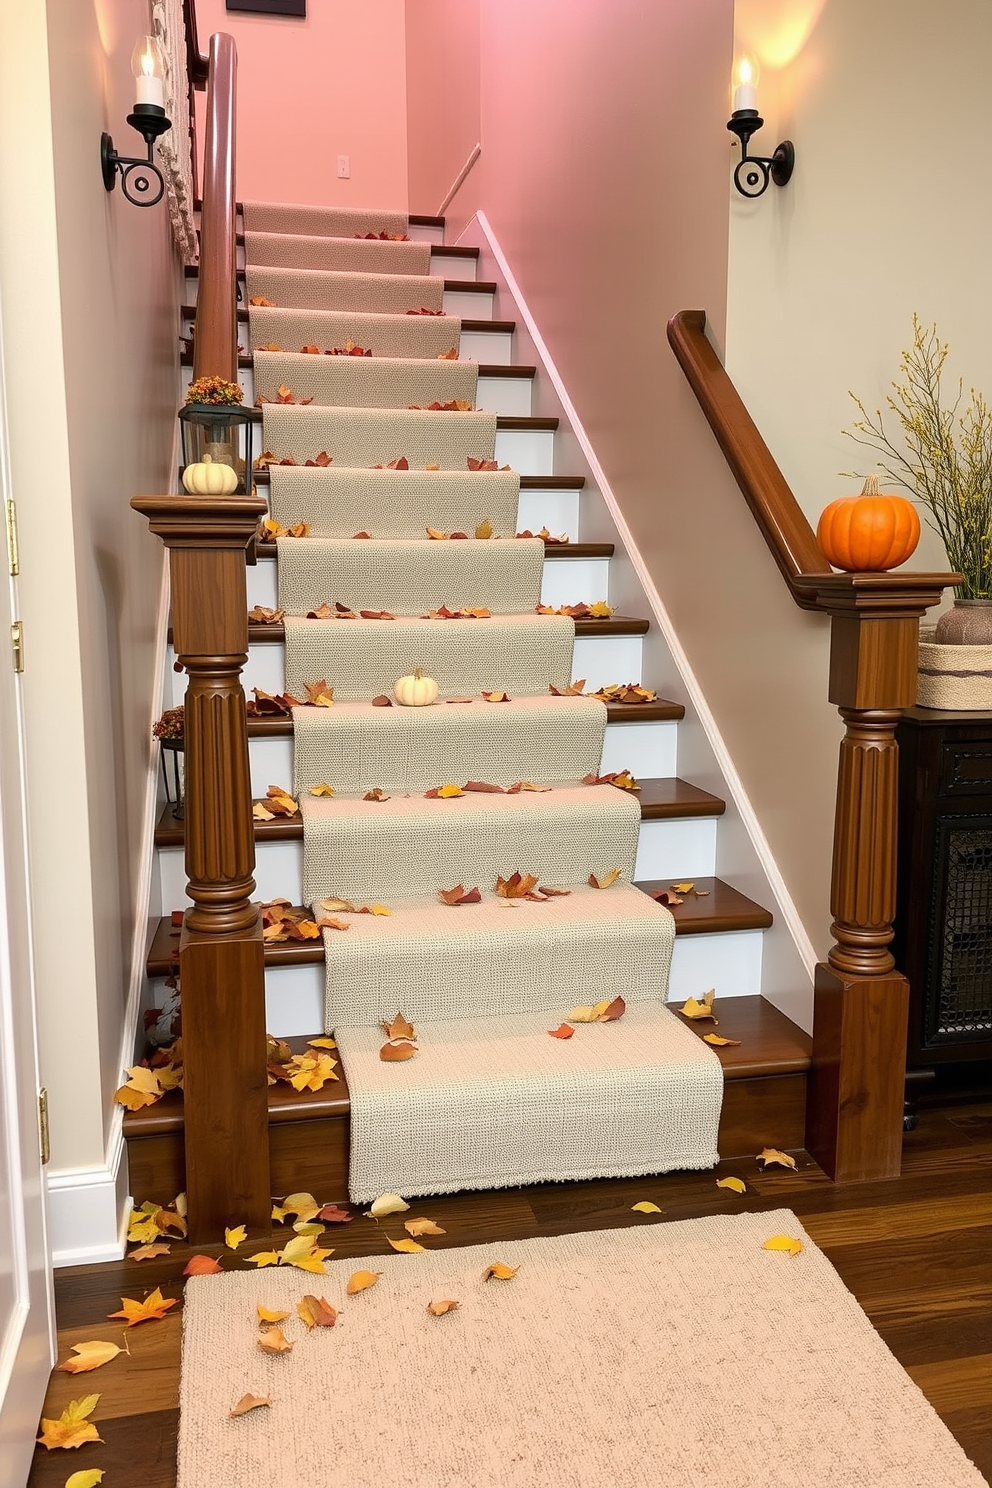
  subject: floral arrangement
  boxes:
[185,375,244,407]
[152,706,184,741]
[844,317,992,600]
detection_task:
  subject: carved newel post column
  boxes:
[133,494,271,1241]
[806,572,956,1182]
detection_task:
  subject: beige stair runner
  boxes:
[249,305,462,360]
[243,201,722,1201]
[254,350,478,409]
[246,230,431,277]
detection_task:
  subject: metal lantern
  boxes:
[160,737,185,819]
[179,403,254,496]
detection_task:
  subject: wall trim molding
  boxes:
[46,1115,129,1267]
[472,210,818,988]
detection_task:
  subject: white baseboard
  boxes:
[47,1116,130,1267]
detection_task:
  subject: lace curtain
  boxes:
[152,0,198,263]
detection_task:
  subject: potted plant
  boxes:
[844,317,992,707]
[153,705,185,818]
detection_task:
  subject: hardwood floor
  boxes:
[26,1098,992,1487]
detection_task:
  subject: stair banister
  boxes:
[668,309,958,1183]
[133,28,271,1243]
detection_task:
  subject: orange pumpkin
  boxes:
[817,475,921,572]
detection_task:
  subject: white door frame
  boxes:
[0,280,56,1488]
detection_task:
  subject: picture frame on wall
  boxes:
[226,0,306,15]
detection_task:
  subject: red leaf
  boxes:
[599,996,626,1021]
[353,531,373,539]
[184,1254,223,1276]
[359,610,396,620]
[371,695,393,707]
[462,781,505,793]
[387,456,409,470]
[439,885,481,906]
[317,1204,354,1223]
[548,1023,575,1040]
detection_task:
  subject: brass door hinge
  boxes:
[10,621,23,672]
[39,1088,50,1166]
[5,499,18,575]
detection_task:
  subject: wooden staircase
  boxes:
[129,33,955,1241]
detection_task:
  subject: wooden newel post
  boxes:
[805,572,956,1182]
[133,495,271,1241]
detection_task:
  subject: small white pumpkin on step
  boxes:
[394,667,439,707]
[182,453,238,495]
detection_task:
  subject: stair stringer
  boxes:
[457,210,817,1033]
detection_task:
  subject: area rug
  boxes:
[176,1210,987,1488]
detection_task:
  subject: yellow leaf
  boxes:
[716,1176,747,1194]
[296,1294,338,1329]
[247,1250,281,1268]
[630,1201,663,1214]
[437,783,465,798]
[387,1237,426,1253]
[369,1192,410,1218]
[756,1147,798,1170]
[57,1341,122,1375]
[427,1299,460,1316]
[122,1065,163,1095]
[307,1037,338,1049]
[36,1396,103,1451]
[763,1234,803,1257]
[65,1472,106,1488]
[680,989,718,1022]
[270,1205,289,1224]
[229,1394,271,1417]
[475,518,494,539]
[128,1242,171,1261]
[588,868,622,889]
[280,1192,321,1222]
[347,1270,382,1294]
[279,1234,333,1272]
[482,1263,519,1281]
[225,1225,247,1251]
[587,600,614,617]
[252,801,275,821]
[257,1326,294,1354]
[309,783,336,796]
[127,1206,163,1244]
[404,1218,446,1236]
[567,1005,600,1023]
[703,1033,741,1047]
[672,882,695,894]
[107,1288,177,1326]
[369,904,393,916]
[292,1221,326,1237]
[256,1304,290,1324]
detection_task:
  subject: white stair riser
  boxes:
[460,330,512,363]
[430,253,477,282]
[443,289,494,318]
[244,555,610,613]
[240,717,679,799]
[151,933,762,1041]
[517,490,580,540]
[157,813,717,913]
[190,630,644,702]
[407,224,445,245]
[495,427,554,473]
[180,365,532,419]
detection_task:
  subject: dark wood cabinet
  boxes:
[894,708,992,1072]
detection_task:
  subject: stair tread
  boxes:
[241,408,555,429]
[123,995,808,1141]
[185,309,513,334]
[147,872,763,972]
[184,266,497,295]
[253,541,615,560]
[240,614,648,643]
[194,200,445,230]
[250,469,585,489]
[180,349,534,377]
[154,780,724,848]
[245,697,685,736]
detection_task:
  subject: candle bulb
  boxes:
[733,53,759,114]
[131,36,165,111]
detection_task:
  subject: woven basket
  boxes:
[917,625,992,710]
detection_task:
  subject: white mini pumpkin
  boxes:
[394,667,439,706]
[182,453,239,495]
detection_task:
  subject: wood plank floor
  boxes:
[26,1098,992,1487]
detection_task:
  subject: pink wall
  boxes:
[407,0,842,952]
[195,0,408,209]
[406,0,480,216]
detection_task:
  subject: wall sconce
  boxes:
[726,53,795,198]
[101,37,171,206]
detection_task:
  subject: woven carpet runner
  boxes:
[242,199,722,1201]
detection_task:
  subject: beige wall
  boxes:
[409,0,843,954]
[0,0,179,1173]
[406,0,480,216]
[194,0,409,210]
[727,0,992,575]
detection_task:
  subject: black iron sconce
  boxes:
[727,54,795,199]
[101,37,171,207]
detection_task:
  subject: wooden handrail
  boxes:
[668,311,827,609]
[193,33,237,381]
[668,307,959,1183]
[183,0,209,90]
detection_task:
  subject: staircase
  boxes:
[125,201,814,1206]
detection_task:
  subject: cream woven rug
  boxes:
[267,466,520,537]
[262,404,497,469]
[245,230,431,276]
[243,200,409,238]
[177,1211,986,1488]
[249,304,462,359]
[246,264,445,314]
[254,350,478,410]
